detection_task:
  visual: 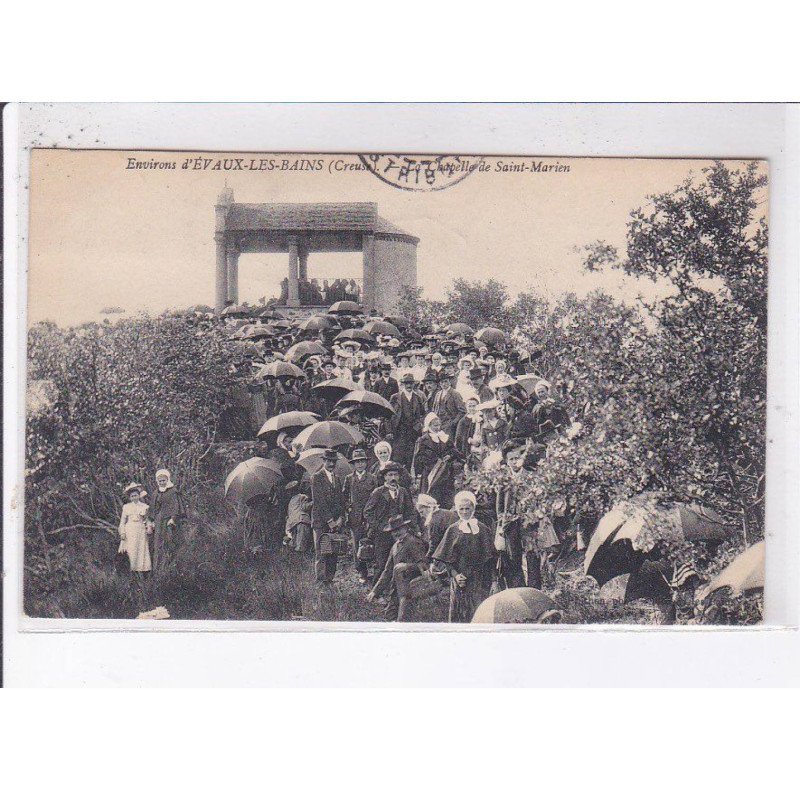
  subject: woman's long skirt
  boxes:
[448,576,489,623]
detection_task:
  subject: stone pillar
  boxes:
[226,242,240,305]
[287,236,300,307]
[215,233,228,312]
[362,233,376,311]
[298,238,309,283]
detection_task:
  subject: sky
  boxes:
[26,150,767,327]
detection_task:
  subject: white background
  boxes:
[4,103,799,687]
[1,10,798,800]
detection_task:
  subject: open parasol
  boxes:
[258,307,287,320]
[584,499,737,586]
[238,323,277,340]
[334,329,375,345]
[292,420,364,450]
[257,410,320,441]
[299,315,336,332]
[310,377,360,402]
[224,457,285,506]
[256,361,306,380]
[328,300,362,314]
[334,389,395,419]
[383,314,412,330]
[474,326,506,347]
[471,588,561,624]
[698,540,765,601]
[285,340,327,362]
[220,304,250,318]
[362,320,402,338]
[515,373,546,395]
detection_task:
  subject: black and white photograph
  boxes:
[18,146,769,627]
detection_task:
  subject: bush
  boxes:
[26,314,235,541]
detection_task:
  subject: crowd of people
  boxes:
[112,302,757,625]
[278,277,361,306]
[211,303,582,623]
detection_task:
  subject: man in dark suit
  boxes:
[343,448,378,583]
[310,449,347,584]
[371,363,399,401]
[363,462,420,587]
[367,515,429,621]
[389,373,427,468]
[469,366,494,404]
[430,368,466,436]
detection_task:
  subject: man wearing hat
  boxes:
[344,448,378,583]
[320,359,336,382]
[430,368,466,437]
[363,461,420,586]
[371,362,399,401]
[388,373,427,469]
[468,366,494,404]
[310,448,347,585]
[366,515,429,622]
[421,369,439,405]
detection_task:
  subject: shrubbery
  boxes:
[24,314,236,615]
[24,162,766,622]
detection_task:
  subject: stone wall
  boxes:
[370,236,418,314]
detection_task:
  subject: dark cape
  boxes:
[432,520,496,623]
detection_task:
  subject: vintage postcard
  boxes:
[22,148,768,626]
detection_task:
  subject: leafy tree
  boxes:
[444,278,511,329]
[26,315,236,542]
[582,161,767,541]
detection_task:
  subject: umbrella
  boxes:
[475,326,506,347]
[239,324,277,340]
[328,300,362,314]
[296,447,354,478]
[515,373,546,395]
[584,499,737,586]
[229,323,256,339]
[490,374,519,389]
[446,323,475,336]
[363,320,402,338]
[310,377,360,401]
[270,319,294,329]
[334,329,375,345]
[334,390,395,419]
[384,315,411,330]
[257,410,321,440]
[258,307,287,320]
[698,541,765,600]
[285,340,327,362]
[299,315,336,332]
[292,420,364,450]
[675,504,735,542]
[189,303,214,314]
[220,304,251,317]
[472,588,561,624]
[256,361,305,380]
[224,457,285,506]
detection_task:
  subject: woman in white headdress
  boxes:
[411,413,461,507]
[431,490,496,622]
[149,468,185,574]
